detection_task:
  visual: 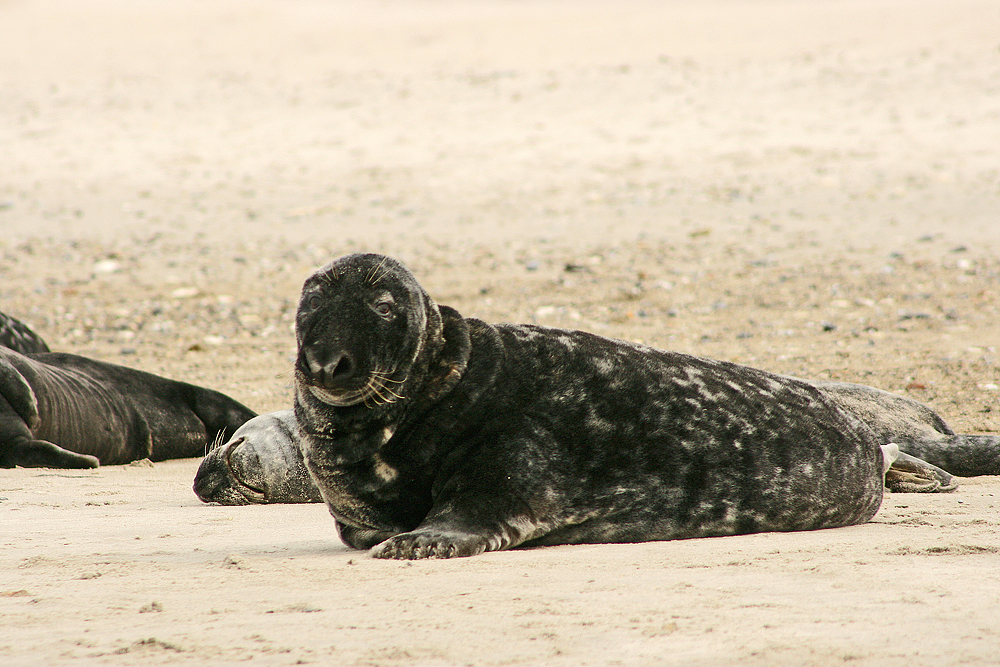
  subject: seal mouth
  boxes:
[307,383,368,407]
[302,370,407,408]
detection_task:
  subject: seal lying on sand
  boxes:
[193,410,322,504]
[193,381,1000,505]
[288,253,982,560]
[1,345,257,468]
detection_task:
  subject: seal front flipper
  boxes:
[0,354,40,430]
[369,493,540,559]
[0,358,95,467]
[371,527,494,559]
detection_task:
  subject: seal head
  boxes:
[293,253,470,540]
[193,410,322,504]
[294,254,442,417]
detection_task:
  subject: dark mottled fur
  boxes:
[1,346,256,468]
[293,254,898,559]
[0,312,50,354]
[195,380,1000,505]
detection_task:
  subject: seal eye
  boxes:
[373,302,393,317]
[307,294,323,310]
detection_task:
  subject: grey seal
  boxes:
[194,379,1000,505]
[290,253,958,560]
[1,346,257,468]
[193,410,322,504]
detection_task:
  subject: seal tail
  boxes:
[895,435,1000,478]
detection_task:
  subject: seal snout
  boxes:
[300,345,357,389]
[193,455,230,503]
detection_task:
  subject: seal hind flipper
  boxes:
[815,381,999,481]
[885,450,958,493]
[881,443,899,474]
[0,311,50,354]
[183,383,258,446]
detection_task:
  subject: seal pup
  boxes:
[193,410,322,504]
[1,346,256,468]
[292,253,914,560]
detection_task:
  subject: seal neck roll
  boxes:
[406,305,471,411]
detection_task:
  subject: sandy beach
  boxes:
[2,1,999,664]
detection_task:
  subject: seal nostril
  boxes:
[329,352,354,381]
[302,347,323,377]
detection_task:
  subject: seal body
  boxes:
[0,347,256,468]
[293,254,891,559]
[193,379,996,505]
[193,410,322,504]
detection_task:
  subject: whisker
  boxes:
[206,429,226,456]
[367,256,391,285]
[358,373,407,406]
[370,372,406,385]
[318,263,338,287]
[380,383,405,400]
[368,384,393,405]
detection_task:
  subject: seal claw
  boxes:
[371,530,489,560]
